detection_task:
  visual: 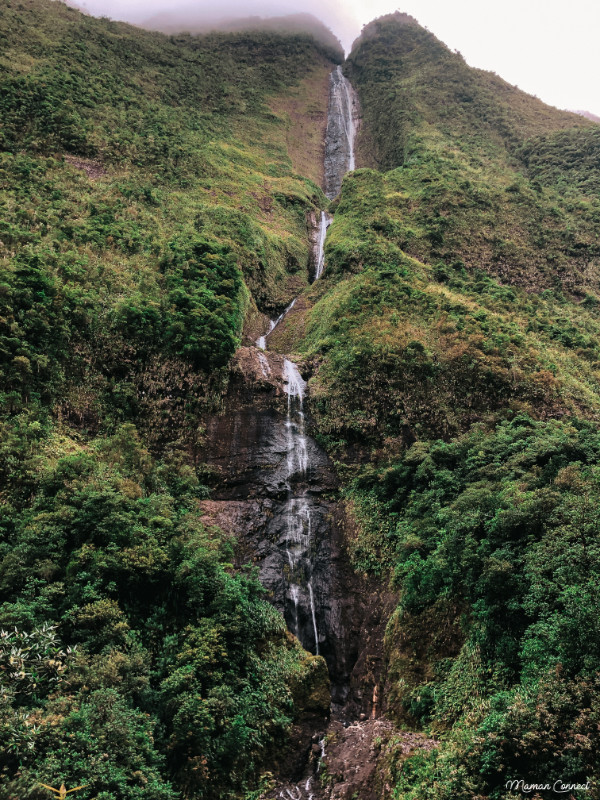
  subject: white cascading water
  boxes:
[256,299,297,350]
[253,59,357,660]
[282,359,320,653]
[267,62,356,800]
[337,65,356,171]
[317,738,326,772]
[324,64,358,199]
[284,359,308,475]
[308,582,319,656]
[290,584,300,641]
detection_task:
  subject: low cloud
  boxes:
[73,0,360,52]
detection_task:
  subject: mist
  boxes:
[70,0,600,115]
[73,0,359,52]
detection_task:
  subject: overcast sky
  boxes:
[76,0,600,116]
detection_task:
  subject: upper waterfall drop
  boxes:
[324,65,359,199]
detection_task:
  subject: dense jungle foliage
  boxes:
[0,0,337,438]
[0,1,334,797]
[290,12,600,799]
[5,2,600,798]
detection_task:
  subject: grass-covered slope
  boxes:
[0,0,336,442]
[344,13,600,293]
[0,2,333,797]
[300,13,600,453]
[291,13,600,798]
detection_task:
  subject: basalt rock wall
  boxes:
[199,347,392,712]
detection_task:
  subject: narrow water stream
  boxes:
[254,64,357,664]
[247,63,360,799]
[314,212,332,281]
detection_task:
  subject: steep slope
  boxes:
[288,13,600,799]
[345,13,600,292]
[299,13,600,452]
[5,3,600,799]
[142,10,344,60]
[0,2,335,798]
[0,0,337,444]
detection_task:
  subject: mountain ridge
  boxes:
[141,10,344,59]
[2,3,600,799]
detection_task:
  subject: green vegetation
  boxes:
[344,13,600,292]
[349,417,600,798]
[290,13,600,798]
[298,15,600,457]
[0,1,335,796]
[5,1,600,797]
[144,10,344,61]
[0,420,320,799]
[0,0,334,434]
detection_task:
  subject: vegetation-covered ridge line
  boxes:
[281,12,600,800]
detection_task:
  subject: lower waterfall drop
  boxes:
[283,358,320,655]
[308,582,319,656]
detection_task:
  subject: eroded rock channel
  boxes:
[199,349,366,703]
[198,66,408,795]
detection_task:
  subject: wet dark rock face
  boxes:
[324,65,359,199]
[199,349,382,706]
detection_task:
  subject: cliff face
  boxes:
[5,4,600,799]
[198,347,390,713]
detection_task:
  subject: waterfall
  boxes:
[324,65,358,199]
[246,64,360,800]
[257,351,271,378]
[252,64,358,662]
[284,359,308,478]
[290,584,300,640]
[317,738,326,772]
[256,299,297,350]
[314,211,332,281]
[283,359,320,654]
[339,66,356,172]
[308,582,319,656]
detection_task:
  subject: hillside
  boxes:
[3,3,600,800]
[0,0,339,442]
[0,2,334,798]
[141,10,344,60]
[296,13,600,452]
[287,13,600,799]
